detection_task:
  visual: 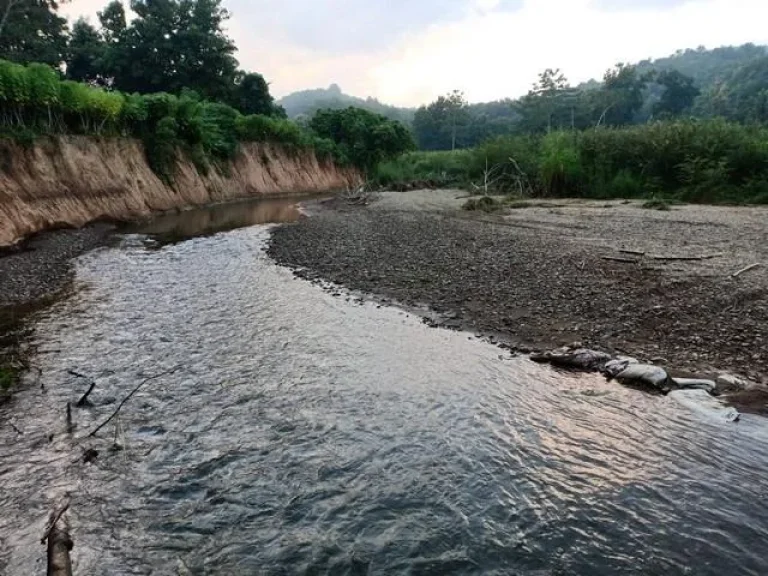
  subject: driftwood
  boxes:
[76,382,96,407]
[619,249,646,256]
[66,403,73,434]
[651,253,725,261]
[602,256,639,263]
[88,369,177,438]
[44,506,73,576]
[732,263,762,278]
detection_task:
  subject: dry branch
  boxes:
[602,256,639,263]
[651,253,725,261]
[76,382,96,407]
[619,249,646,256]
[732,263,762,278]
[88,368,177,438]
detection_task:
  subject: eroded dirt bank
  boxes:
[0,136,361,246]
[269,191,768,394]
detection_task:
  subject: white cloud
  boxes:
[63,0,768,106]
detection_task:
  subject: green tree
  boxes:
[229,72,278,116]
[598,63,646,126]
[653,70,699,117]
[66,18,106,83]
[107,0,239,101]
[413,90,470,151]
[0,0,68,66]
[310,107,415,171]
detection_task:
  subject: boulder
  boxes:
[671,378,717,393]
[530,348,612,371]
[616,364,670,391]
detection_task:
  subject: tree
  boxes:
[229,72,276,116]
[106,0,239,101]
[413,90,470,151]
[599,63,646,126]
[66,19,106,83]
[653,70,699,117]
[517,69,581,133]
[445,90,468,151]
[0,0,68,67]
[310,107,415,171]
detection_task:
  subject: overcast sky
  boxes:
[64,0,768,106]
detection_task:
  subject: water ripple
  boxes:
[1,222,768,575]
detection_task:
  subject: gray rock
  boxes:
[616,364,670,390]
[603,357,639,378]
[531,348,612,371]
[716,373,749,392]
[671,378,717,393]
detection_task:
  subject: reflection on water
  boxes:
[129,197,305,243]
[1,218,768,575]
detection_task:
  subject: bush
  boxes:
[0,59,352,180]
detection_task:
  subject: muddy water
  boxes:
[2,202,768,575]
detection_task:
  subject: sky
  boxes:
[63,0,768,106]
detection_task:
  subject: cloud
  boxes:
[226,0,522,53]
[63,0,768,106]
[591,0,711,10]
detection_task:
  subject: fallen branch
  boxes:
[619,249,646,256]
[651,253,725,261]
[88,368,177,438]
[76,382,97,408]
[732,263,762,278]
[602,256,639,263]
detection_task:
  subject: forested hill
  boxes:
[277,84,415,124]
[635,44,768,90]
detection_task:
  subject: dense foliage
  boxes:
[0,59,415,181]
[309,107,416,171]
[377,119,768,204]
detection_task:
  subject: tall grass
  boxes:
[375,119,768,203]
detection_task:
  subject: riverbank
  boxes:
[269,190,768,413]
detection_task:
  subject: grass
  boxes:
[0,365,18,396]
[463,196,505,212]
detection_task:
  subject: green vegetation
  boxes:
[377,119,768,204]
[0,364,17,394]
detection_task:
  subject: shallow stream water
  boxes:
[1,199,767,575]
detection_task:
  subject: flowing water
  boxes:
[1,199,768,575]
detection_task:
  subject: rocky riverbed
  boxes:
[269,190,768,414]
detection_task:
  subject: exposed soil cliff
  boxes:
[0,136,361,246]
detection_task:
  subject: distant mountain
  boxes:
[277,84,415,125]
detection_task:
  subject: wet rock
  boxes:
[616,364,670,391]
[716,373,749,392]
[671,378,717,393]
[603,357,639,379]
[530,348,612,371]
[669,389,740,423]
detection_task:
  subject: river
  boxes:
[1,199,768,575]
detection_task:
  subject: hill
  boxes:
[277,84,415,125]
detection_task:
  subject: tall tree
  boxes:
[0,0,68,66]
[653,70,699,117]
[229,72,276,116]
[107,0,238,101]
[413,90,469,151]
[66,18,106,83]
[599,63,646,126]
